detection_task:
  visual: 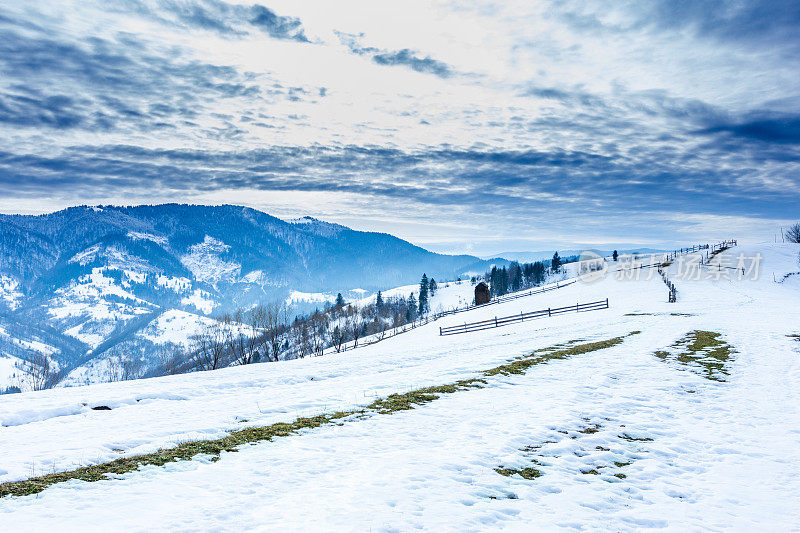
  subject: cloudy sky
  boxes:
[1,0,798,255]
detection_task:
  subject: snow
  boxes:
[0,275,23,309]
[181,289,216,314]
[0,355,24,390]
[68,245,101,265]
[180,235,241,286]
[0,326,58,356]
[126,232,168,246]
[356,279,483,312]
[285,290,337,305]
[49,269,150,320]
[288,216,315,225]
[241,269,264,283]
[1,242,799,530]
[156,274,192,293]
[138,309,217,347]
[63,325,106,349]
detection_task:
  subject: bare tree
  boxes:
[786,222,800,244]
[351,315,364,348]
[264,302,289,361]
[225,310,257,366]
[192,322,228,371]
[373,317,386,341]
[331,322,347,353]
[20,353,63,391]
[293,320,311,358]
[120,358,143,381]
[157,345,186,376]
[106,356,123,383]
[310,311,328,356]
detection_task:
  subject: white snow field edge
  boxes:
[0,243,799,531]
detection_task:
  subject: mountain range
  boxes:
[487,248,666,263]
[0,204,504,386]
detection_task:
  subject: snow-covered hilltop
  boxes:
[0,204,506,388]
[0,242,798,529]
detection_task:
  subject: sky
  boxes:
[1,0,798,255]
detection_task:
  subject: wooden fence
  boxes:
[656,239,737,302]
[439,298,609,336]
[663,240,737,262]
[432,279,577,319]
[321,279,579,355]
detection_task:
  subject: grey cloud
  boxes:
[336,31,454,78]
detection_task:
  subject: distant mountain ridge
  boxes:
[487,248,666,263]
[0,204,502,386]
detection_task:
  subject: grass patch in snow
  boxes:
[1,332,639,499]
[654,330,735,382]
[496,417,651,485]
[485,332,638,378]
[495,466,542,479]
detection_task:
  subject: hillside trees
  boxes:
[192,323,228,371]
[419,274,429,315]
[19,353,65,391]
[487,259,550,296]
[150,275,439,377]
[786,222,800,243]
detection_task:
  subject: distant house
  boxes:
[474,282,491,305]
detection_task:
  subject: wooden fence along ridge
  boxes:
[432,279,577,319]
[439,298,609,336]
[321,279,578,355]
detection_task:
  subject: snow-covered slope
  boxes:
[1,242,798,530]
[0,204,505,386]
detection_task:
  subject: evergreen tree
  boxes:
[418,274,429,315]
[551,252,562,272]
[509,262,522,292]
[335,292,345,309]
[375,290,383,311]
[612,250,618,261]
[533,261,545,285]
[428,278,437,296]
[408,293,417,322]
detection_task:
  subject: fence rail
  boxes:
[432,279,577,319]
[659,239,737,302]
[663,240,737,262]
[439,298,609,336]
[320,279,580,355]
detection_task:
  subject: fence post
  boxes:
[439,326,442,336]
[520,311,524,322]
[495,316,498,327]
[548,308,551,317]
[605,298,609,308]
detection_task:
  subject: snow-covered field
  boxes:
[1,243,799,531]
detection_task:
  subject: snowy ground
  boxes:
[1,243,799,531]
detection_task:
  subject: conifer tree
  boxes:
[612,250,619,261]
[429,278,437,296]
[418,274,429,315]
[335,292,345,309]
[551,252,562,272]
[375,290,383,311]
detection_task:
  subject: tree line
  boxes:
[482,252,577,297]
